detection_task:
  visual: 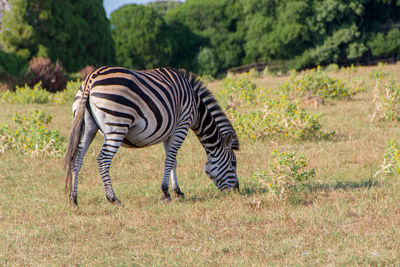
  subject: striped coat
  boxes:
[65,66,239,205]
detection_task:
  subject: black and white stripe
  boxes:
[65,66,239,204]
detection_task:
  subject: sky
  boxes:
[103,0,154,17]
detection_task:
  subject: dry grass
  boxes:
[2,64,400,265]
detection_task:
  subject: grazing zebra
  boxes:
[65,66,239,205]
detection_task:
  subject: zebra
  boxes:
[64,66,239,205]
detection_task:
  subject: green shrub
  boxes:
[227,97,332,140]
[371,79,400,122]
[0,82,50,104]
[218,72,264,107]
[253,150,315,199]
[248,68,260,78]
[368,69,388,80]
[282,66,358,100]
[0,110,65,156]
[262,66,276,77]
[325,63,339,72]
[51,80,81,105]
[0,79,80,105]
[379,139,400,176]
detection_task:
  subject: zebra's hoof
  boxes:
[107,195,121,205]
[69,193,78,206]
[161,195,172,202]
[174,187,185,199]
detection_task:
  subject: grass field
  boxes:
[1,64,400,265]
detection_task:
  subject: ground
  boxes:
[1,64,400,265]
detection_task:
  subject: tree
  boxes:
[110,4,172,69]
[146,0,182,16]
[166,0,245,73]
[0,0,115,72]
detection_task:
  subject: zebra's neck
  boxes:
[192,94,224,153]
[175,68,239,151]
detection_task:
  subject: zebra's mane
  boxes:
[177,68,239,150]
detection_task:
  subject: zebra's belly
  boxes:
[122,118,174,148]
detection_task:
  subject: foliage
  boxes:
[195,47,219,76]
[110,4,173,69]
[0,80,80,105]
[0,110,65,156]
[262,66,276,77]
[78,65,96,80]
[51,80,81,105]
[371,79,400,122]
[166,0,244,72]
[217,72,262,107]
[368,29,400,57]
[146,0,182,16]
[379,139,400,176]
[227,97,331,141]
[253,150,315,199]
[0,50,27,78]
[325,63,339,72]
[368,69,389,80]
[0,0,115,72]
[27,57,66,92]
[0,83,50,104]
[281,67,359,100]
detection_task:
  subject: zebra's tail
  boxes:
[64,71,95,195]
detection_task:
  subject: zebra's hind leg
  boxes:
[71,111,98,205]
[97,137,125,204]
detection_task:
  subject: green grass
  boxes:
[1,64,400,265]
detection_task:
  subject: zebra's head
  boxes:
[205,132,239,191]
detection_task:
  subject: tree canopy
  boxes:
[0,0,115,72]
[110,4,173,69]
[1,0,400,77]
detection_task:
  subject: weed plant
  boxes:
[0,110,65,156]
[227,97,332,140]
[282,66,359,100]
[379,139,400,176]
[253,150,315,199]
[51,80,81,104]
[371,79,400,121]
[218,72,264,107]
[0,82,49,104]
[0,80,81,105]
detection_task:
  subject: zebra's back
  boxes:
[85,67,196,148]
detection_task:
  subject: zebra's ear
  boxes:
[223,132,234,149]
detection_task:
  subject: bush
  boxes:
[218,72,264,108]
[262,66,276,77]
[28,57,67,93]
[0,83,50,104]
[371,79,400,122]
[253,150,315,199]
[0,110,65,156]
[195,47,219,76]
[281,66,358,100]
[325,63,339,72]
[79,65,96,80]
[227,97,333,140]
[51,80,81,105]
[0,80,80,105]
[379,139,400,176]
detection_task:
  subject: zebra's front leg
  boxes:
[97,138,124,204]
[161,126,189,202]
[171,162,185,199]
